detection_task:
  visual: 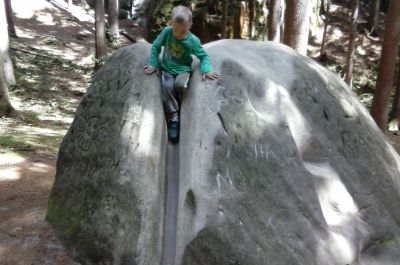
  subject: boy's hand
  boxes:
[202,72,219,80]
[144,66,157,75]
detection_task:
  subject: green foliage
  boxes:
[0,132,63,153]
[353,62,379,109]
[42,36,67,46]
[11,47,91,98]
[0,135,23,149]
[146,0,220,40]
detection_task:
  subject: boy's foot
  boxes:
[168,120,179,143]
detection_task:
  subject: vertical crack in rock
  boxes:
[217,112,228,134]
[161,143,180,265]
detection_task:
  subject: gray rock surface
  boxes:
[47,40,400,265]
[177,40,400,265]
[46,43,167,265]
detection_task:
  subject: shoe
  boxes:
[168,120,179,143]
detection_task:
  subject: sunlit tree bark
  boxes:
[367,0,380,35]
[233,4,241,39]
[0,55,14,116]
[344,0,360,86]
[221,0,228,38]
[247,0,254,39]
[319,0,330,58]
[267,0,281,42]
[4,0,16,37]
[371,0,400,131]
[108,0,119,39]
[0,0,14,116]
[95,0,107,70]
[1,0,15,85]
[283,0,310,55]
[388,62,400,130]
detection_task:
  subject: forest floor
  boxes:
[0,0,400,264]
[0,0,136,264]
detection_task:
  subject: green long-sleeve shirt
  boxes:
[149,26,213,75]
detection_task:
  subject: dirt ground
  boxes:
[1,1,400,265]
[0,0,136,264]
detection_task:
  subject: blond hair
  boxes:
[171,6,192,24]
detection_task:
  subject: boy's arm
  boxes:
[149,27,169,69]
[192,37,213,74]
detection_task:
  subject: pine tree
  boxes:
[344,0,360,86]
[370,0,400,131]
[0,0,15,116]
[283,0,310,55]
[267,0,281,42]
[95,0,107,70]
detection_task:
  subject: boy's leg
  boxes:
[162,70,180,143]
[174,73,190,119]
[174,72,190,94]
[162,71,179,121]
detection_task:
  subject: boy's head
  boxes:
[171,6,192,40]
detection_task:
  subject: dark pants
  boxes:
[162,70,190,122]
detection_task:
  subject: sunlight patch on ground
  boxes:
[0,153,26,166]
[19,104,73,124]
[13,126,66,138]
[36,12,56,26]
[356,46,367,56]
[32,162,51,169]
[37,114,73,125]
[29,162,52,174]
[331,28,343,38]
[14,28,35,39]
[0,168,21,181]
[49,0,95,23]
[12,0,56,19]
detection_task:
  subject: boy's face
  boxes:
[172,21,191,40]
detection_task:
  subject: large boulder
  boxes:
[47,40,400,265]
[177,40,400,265]
[46,43,166,265]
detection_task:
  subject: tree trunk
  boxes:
[388,62,400,129]
[371,0,400,132]
[192,12,211,43]
[1,0,15,85]
[344,0,360,86]
[4,0,16,37]
[267,0,281,42]
[367,0,380,35]
[221,0,228,39]
[68,0,73,8]
[95,0,107,70]
[0,58,14,116]
[247,0,254,39]
[283,0,310,55]
[108,0,119,39]
[233,6,241,39]
[0,0,14,116]
[320,0,330,58]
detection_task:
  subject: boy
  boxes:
[144,5,219,143]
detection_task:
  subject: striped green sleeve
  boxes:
[149,27,170,68]
[192,37,212,74]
